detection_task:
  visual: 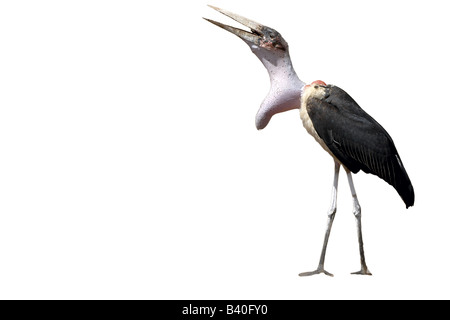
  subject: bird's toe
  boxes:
[351,269,372,276]
[299,269,334,277]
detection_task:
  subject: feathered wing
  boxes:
[307,86,414,208]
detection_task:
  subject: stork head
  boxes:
[204,5,289,56]
[205,6,305,130]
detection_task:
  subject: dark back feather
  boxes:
[307,85,414,208]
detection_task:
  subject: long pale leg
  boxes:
[346,171,372,276]
[299,160,340,277]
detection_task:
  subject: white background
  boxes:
[0,0,449,300]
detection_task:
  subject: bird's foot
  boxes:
[299,268,333,277]
[351,266,372,276]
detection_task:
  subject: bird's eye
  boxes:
[314,85,319,89]
[269,33,275,39]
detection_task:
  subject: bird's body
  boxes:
[205,6,414,276]
[301,82,414,208]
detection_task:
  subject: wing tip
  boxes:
[402,184,415,209]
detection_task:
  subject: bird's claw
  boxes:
[299,268,334,277]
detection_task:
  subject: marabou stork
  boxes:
[205,6,414,276]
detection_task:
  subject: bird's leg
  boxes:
[299,160,340,277]
[346,171,372,276]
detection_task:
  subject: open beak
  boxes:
[204,5,264,46]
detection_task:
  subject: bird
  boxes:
[204,5,414,276]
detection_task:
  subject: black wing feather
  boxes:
[307,85,414,208]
